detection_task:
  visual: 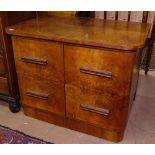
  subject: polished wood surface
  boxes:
[12,35,65,116]
[12,36,64,83]
[65,84,128,131]
[0,55,6,75]
[0,77,9,94]
[94,11,155,75]
[23,106,65,127]
[64,45,135,133]
[64,45,135,94]
[7,16,149,142]
[18,74,65,116]
[6,16,150,50]
[66,117,124,142]
[0,11,36,112]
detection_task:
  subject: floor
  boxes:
[0,70,155,144]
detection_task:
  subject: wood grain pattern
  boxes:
[65,84,129,131]
[0,55,6,75]
[12,36,64,83]
[7,15,149,142]
[0,11,36,112]
[23,106,65,127]
[0,77,9,94]
[6,16,150,50]
[66,118,124,142]
[18,74,65,116]
[64,45,135,95]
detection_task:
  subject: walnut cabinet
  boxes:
[6,16,149,141]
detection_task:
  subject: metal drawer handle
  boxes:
[21,56,48,65]
[80,67,112,78]
[26,89,49,100]
[80,103,110,116]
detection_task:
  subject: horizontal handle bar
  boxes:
[80,103,110,116]
[80,67,112,78]
[21,56,48,65]
[26,89,49,100]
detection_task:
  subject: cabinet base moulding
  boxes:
[23,106,66,127]
[23,106,124,142]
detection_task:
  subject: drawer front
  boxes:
[0,55,6,75]
[65,45,134,94]
[18,75,65,116]
[66,84,128,131]
[12,36,64,83]
[0,77,9,94]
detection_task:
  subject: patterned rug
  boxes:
[0,124,51,144]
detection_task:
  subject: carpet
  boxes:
[0,124,51,144]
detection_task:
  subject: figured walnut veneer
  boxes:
[6,16,149,142]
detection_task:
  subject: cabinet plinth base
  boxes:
[23,106,124,142]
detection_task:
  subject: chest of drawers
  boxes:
[6,16,149,142]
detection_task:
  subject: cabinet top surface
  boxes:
[6,16,150,51]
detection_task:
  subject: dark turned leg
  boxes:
[145,44,154,75]
[9,100,21,113]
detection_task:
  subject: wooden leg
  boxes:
[145,44,154,75]
[9,100,21,113]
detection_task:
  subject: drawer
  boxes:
[0,55,6,75]
[66,84,128,131]
[0,77,9,94]
[64,45,135,94]
[12,36,64,83]
[18,75,65,116]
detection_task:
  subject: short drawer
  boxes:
[0,77,9,94]
[0,55,6,75]
[18,75,65,116]
[64,45,135,94]
[12,36,64,83]
[66,84,128,131]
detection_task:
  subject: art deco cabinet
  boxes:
[0,12,35,112]
[6,16,150,141]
